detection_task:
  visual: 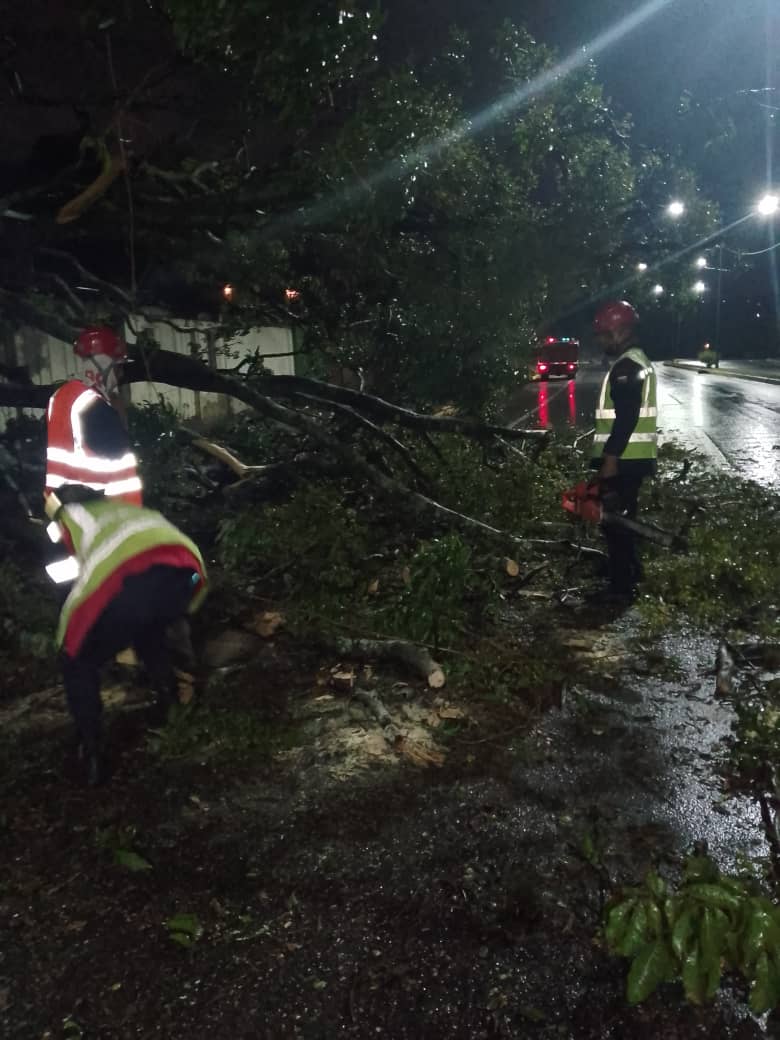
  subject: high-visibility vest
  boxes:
[54,499,207,656]
[592,347,657,462]
[45,380,143,505]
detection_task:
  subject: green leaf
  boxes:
[741,901,775,969]
[681,939,720,1005]
[627,940,673,1005]
[701,906,728,953]
[686,883,742,914]
[166,913,203,939]
[671,906,697,961]
[114,849,153,873]
[169,931,195,949]
[605,897,637,953]
[645,870,667,901]
[609,900,653,958]
[749,952,779,1014]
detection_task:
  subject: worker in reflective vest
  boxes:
[590,300,658,600]
[45,326,143,584]
[45,485,208,786]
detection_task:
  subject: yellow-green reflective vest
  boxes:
[592,347,657,462]
[55,499,207,649]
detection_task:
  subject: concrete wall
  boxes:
[0,321,295,432]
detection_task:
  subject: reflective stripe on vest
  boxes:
[45,382,143,503]
[592,347,657,461]
[55,500,207,648]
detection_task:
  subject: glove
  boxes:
[600,489,621,514]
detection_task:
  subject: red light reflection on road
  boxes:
[537,382,549,428]
[568,378,576,426]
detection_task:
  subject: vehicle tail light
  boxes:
[537,362,548,372]
[567,363,575,371]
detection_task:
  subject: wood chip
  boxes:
[252,611,285,638]
[396,738,445,767]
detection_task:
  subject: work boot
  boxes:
[148,676,179,726]
[78,740,107,787]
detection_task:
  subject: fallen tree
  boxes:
[0,343,602,565]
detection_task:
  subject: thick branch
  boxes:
[265,376,547,441]
[121,348,554,553]
[37,247,133,307]
[292,391,432,489]
[0,291,79,345]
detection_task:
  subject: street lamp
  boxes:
[695,256,707,269]
[652,284,664,296]
[636,262,648,272]
[666,200,685,218]
[693,280,707,294]
[757,193,779,217]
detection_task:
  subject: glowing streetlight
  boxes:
[693,280,707,294]
[652,284,664,296]
[666,200,685,218]
[285,288,301,301]
[695,256,707,269]
[222,283,234,301]
[757,193,779,217]
[636,262,648,272]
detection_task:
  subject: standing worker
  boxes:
[45,325,143,584]
[590,300,657,601]
[45,485,207,786]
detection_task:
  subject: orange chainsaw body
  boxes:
[562,480,603,524]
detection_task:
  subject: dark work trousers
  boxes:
[601,474,644,593]
[60,565,197,753]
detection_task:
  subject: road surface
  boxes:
[508,364,780,491]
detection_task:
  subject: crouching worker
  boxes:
[45,485,208,785]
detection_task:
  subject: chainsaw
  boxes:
[562,480,688,551]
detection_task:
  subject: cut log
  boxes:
[504,557,520,578]
[330,637,445,689]
[330,668,356,692]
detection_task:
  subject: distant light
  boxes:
[636,262,648,272]
[695,256,707,269]
[222,284,234,301]
[757,193,779,217]
[693,280,707,294]
[652,284,664,296]
[285,288,300,301]
[666,200,685,218]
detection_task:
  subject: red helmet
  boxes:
[74,325,126,360]
[593,301,639,335]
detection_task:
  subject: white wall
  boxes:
[0,320,295,432]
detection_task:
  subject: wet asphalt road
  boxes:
[510,363,780,492]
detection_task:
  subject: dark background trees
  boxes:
[0,0,726,411]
